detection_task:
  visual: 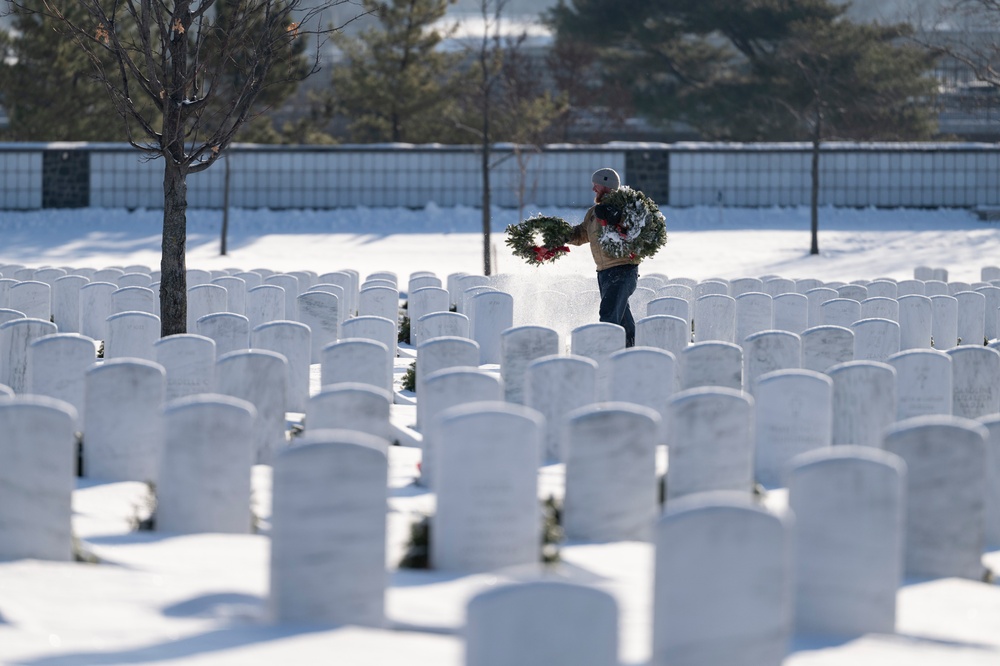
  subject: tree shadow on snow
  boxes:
[18,624,335,666]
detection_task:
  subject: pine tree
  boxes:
[330,0,462,143]
[550,0,939,254]
[0,2,139,140]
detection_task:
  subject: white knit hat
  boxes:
[592,168,620,190]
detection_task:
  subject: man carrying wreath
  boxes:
[567,167,640,347]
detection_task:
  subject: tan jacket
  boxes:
[568,204,641,272]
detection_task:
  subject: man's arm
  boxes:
[566,209,593,246]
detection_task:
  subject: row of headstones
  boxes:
[3,387,970,663]
[416,269,1000,370]
[0,316,408,447]
[261,406,991,665]
[0,368,402,551]
[501,271,1000,344]
[0,266,401,357]
[677,285,1000,347]
[415,319,1000,443]
[411,324,1000,537]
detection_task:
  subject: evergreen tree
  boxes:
[330,0,462,143]
[0,1,140,140]
[202,0,313,143]
[550,0,939,254]
[547,0,935,142]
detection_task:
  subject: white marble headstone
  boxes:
[636,315,690,359]
[211,276,247,315]
[667,388,754,501]
[83,358,165,482]
[341,316,397,387]
[196,312,249,358]
[788,447,905,636]
[735,292,773,345]
[820,298,861,328]
[896,294,932,350]
[754,369,833,488]
[805,287,838,327]
[359,285,399,323]
[296,290,340,363]
[419,311,469,341]
[525,355,599,463]
[499,326,559,405]
[563,403,661,541]
[470,290,514,365]
[693,294,736,343]
[930,294,959,350]
[887,349,953,421]
[246,284,286,330]
[111,286,156,315]
[947,345,1000,419]
[956,290,986,346]
[607,346,677,425]
[0,317,58,393]
[216,350,288,464]
[648,296,690,325]
[186,284,228,332]
[154,334,216,402]
[653,492,791,666]
[9,281,50,321]
[265,274,301,321]
[884,415,987,580]
[743,330,801,396]
[157,394,257,534]
[431,402,541,572]
[679,341,742,391]
[28,333,96,427]
[0,396,77,560]
[79,282,117,341]
[465,582,618,666]
[851,318,900,363]
[52,275,89,334]
[269,433,388,626]
[321,338,391,394]
[976,415,1000,548]
[104,311,160,361]
[251,321,311,414]
[408,286,450,347]
[419,367,503,486]
[571,322,624,399]
[800,325,854,373]
[307,383,392,444]
[828,360,896,448]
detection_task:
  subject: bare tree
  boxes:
[15,0,364,334]
[450,0,564,275]
[469,0,508,276]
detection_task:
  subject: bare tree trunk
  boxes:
[481,114,492,276]
[220,155,231,256]
[810,111,822,256]
[161,161,188,336]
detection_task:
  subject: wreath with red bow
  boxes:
[595,186,667,261]
[505,215,573,266]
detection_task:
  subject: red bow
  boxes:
[532,246,569,262]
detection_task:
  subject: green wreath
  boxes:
[595,186,668,260]
[505,215,574,266]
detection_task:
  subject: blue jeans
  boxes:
[597,264,638,347]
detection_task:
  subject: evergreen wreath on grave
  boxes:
[505,214,573,266]
[594,186,667,261]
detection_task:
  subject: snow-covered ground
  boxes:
[1,204,996,284]
[0,203,999,665]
